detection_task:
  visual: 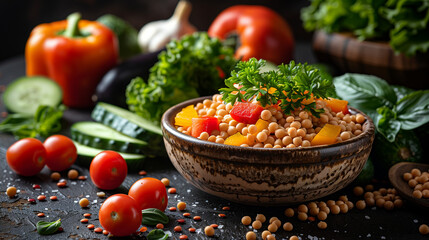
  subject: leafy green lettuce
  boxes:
[126,32,236,124]
[301,0,429,56]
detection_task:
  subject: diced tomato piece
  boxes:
[191,116,220,138]
[230,102,263,124]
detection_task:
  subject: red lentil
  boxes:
[222,206,230,211]
[218,213,226,218]
[50,196,58,201]
[140,227,147,232]
[94,227,103,233]
[210,224,219,229]
[37,213,45,217]
[37,195,46,201]
[81,219,89,223]
[28,198,36,204]
[33,184,41,189]
[78,175,87,180]
[84,213,91,218]
[177,219,186,224]
[57,182,67,188]
[87,224,95,229]
[179,235,188,240]
[174,226,182,232]
[156,223,164,229]
[183,212,191,217]
[103,229,109,235]
[169,207,177,211]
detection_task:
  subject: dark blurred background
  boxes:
[0,0,312,63]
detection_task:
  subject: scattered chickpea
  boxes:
[297,212,308,221]
[177,201,187,211]
[204,226,215,237]
[252,220,262,230]
[161,178,170,187]
[317,221,328,229]
[256,214,266,223]
[68,169,79,180]
[284,208,294,217]
[330,205,340,215]
[267,235,276,240]
[356,200,366,210]
[283,222,293,231]
[267,223,278,233]
[96,192,106,198]
[246,231,257,240]
[79,198,90,208]
[6,186,17,198]
[298,204,308,213]
[241,216,251,225]
[317,211,327,220]
[289,236,299,240]
[50,172,61,181]
[353,186,364,196]
[419,224,429,235]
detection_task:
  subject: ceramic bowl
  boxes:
[161,96,376,206]
[312,30,429,89]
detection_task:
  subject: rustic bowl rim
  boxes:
[161,96,375,163]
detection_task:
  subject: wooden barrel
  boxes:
[312,30,429,89]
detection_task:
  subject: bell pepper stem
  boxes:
[63,12,83,38]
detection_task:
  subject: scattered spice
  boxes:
[83,213,91,218]
[183,212,191,217]
[218,213,226,218]
[222,206,230,211]
[179,235,188,240]
[28,198,36,204]
[57,182,67,188]
[210,224,219,229]
[140,226,148,232]
[78,175,87,180]
[177,219,185,224]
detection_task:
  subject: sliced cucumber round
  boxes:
[3,76,62,115]
[71,121,148,154]
[91,102,163,142]
[73,141,145,170]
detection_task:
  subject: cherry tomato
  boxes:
[43,135,77,171]
[99,194,142,237]
[6,138,46,176]
[128,177,168,211]
[90,150,127,190]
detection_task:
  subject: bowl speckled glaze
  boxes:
[161,96,375,206]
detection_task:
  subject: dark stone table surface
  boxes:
[1,50,428,240]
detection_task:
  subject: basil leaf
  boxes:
[395,90,429,130]
[392,85,414,101]
[36,219,61,235]
[333,73,397,115]
[142,208,169,225]
[147,229,169,240]
[375,106,401,142]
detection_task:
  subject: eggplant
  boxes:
[94,49,163,108]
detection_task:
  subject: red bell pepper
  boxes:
[208,5,294,65]
[230,102,263,124]
[191,116,220,138]
[25,13,118,108]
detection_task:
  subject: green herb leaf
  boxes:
[375,106,401,142]
[0,105,65,139]
[142,208,169,225]
[221,58,335,117]
[147,229,169,240]
[36,219,61,235]
[395,90,429,130]
[333,73,397,119]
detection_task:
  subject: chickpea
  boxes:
[51,172,61,181]
[282,136,293,146]
[261,110,272,121]
[256,132,268,143]
[330,205,340,215]
[161,178,170,187]
[353,186,364,196]
[340,131,350,141]
[267,223,278,232]
[255,214,266,223]
[411,168,422,177]
[317,221,328,229]
[419,224,429,235]
[297,212,308,221]
[284,208,294,217]
[286,116,294,123]
[317,211,327,220]
[79,198,90,208]
[283,222,293,231]
[356,200,366,210]
[262,230,271,240]
[299,111,309,119]
[298,204,308,213]
[422,189,429,198]
[356,114,365,123]
[199,132,209,140]
[246,231,257,240]
[252,220,262,229]
[6,186,17,198]
[409,179,418,188]
[289,235,299,240]
[241,216,251,225]
[339,204,348,213]
[301,119,312,129]
[267,235,276,240]
[413,190,423,199]
[293,137,303,146]
[288,127,297,138]
[227,126,238,136]
[204,226,215,237]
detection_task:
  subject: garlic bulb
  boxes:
[138,0,197,52]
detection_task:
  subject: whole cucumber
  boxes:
[94,49,163,108]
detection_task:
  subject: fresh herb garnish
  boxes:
[141,208,169,225]
[0,105,65,139]
[36,219,61,235]
[147,229,169,240]
[220,58,335,117]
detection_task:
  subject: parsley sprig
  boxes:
[220,58,336,117]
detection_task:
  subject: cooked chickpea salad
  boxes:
[174,58,366,148]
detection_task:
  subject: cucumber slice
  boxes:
[3,76,62,115]
[91,102,163,142]
[71,121,148,154]
[73,141,145,170]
